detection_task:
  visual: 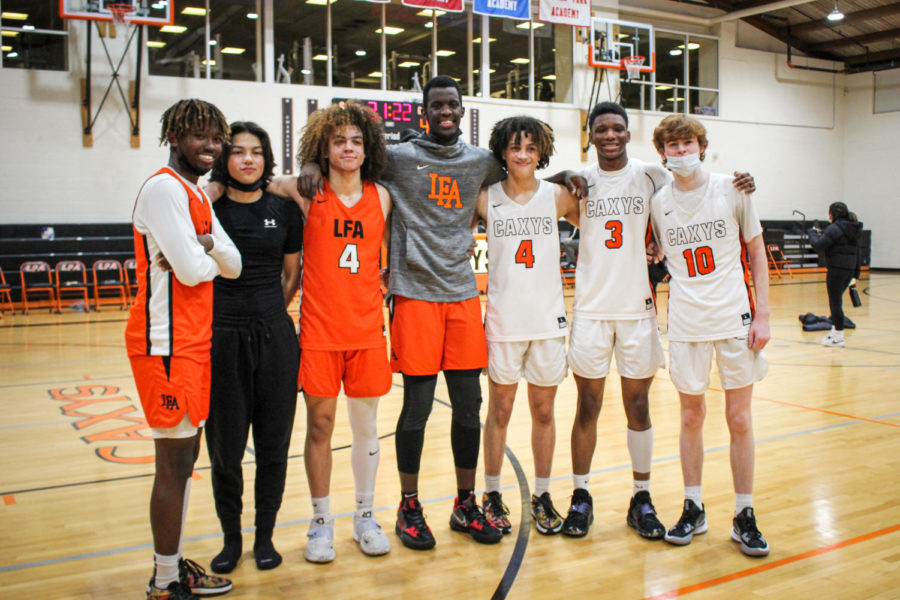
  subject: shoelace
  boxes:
[404,502,429,530]
[485,494,507,518]
[179,558,208,579]
[537,495,557,517]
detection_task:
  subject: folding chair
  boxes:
[560,265,576,290]
[766,243,793,279]
[92,259,129,311]
[0,267,14,317]
[124,258,138,302]
[19,261,56,314]
[55,260,90,313]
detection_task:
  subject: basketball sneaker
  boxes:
[449,493,503,544]
[531,492,563,535]
[176,558,232,597]
[395,496,436,550]
[482,491,512,534]
[304,516,336,563]
[562,489,593,537]
[664,499,707,546]
[626,491,665,539]
[821,331,845,347]
[147,582,197,600]
[353,510,391,556]
[731,507,770,557]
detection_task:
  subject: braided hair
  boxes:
[159,98,230,146]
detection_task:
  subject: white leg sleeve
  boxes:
[347,396,380,506]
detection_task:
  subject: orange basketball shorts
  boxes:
[389,295,487,375]
[129,354,210,428]
[299,345,392,398]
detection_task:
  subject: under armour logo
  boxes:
[264,219,277,228]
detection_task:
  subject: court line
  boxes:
[641,523,900,600]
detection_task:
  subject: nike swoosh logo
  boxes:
[417,164,430,170]
[368,450,378,456]
[665,210,673,216]
[316,197,327,204]
[491,203,502,208]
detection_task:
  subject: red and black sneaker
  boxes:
[395,497,436,550]
[449,493,503,545]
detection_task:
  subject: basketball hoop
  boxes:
[622,55,645,80]
[107,3,136,24]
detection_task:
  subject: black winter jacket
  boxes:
[807,218,861,272]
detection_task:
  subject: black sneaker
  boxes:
[731,507,770,557]
[664,499,707,546]
[562,489,594,537]
[531,492,563,535]
[449,493,503,544]
[627,491,665,539]
[482,491,512,534]
[395,497,436,550]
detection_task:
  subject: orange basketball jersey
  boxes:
[300,179,386,350]
[126,167,214,362]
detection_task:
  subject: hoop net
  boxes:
[107,3,136,24]
[622,55,645,80]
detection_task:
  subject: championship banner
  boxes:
[400,0,464,12]
[538,0,589,27]
[473,0,530,21]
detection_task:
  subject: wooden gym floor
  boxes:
[0,272,898,599]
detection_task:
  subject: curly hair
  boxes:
[652,114,708,162]
[488,116,555,170]
[210,121,276,187]
[159,98,229,146]
[297,101,387,181]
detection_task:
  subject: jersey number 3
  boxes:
[339,243,360,274]
[515,240,535,268]
[605,220,623,249]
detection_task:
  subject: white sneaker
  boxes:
[821,332,845,347]
[353,510,391,556]
[305,516,336,563]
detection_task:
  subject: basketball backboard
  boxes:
[59,0,174,26]
[588,17,655,73]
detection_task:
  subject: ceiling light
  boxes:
[655,85,673,90]
[542,74,556,80]
[472,37,497,44]
[1,12,28,20]
[22,25,34,30]
[827,3,844,21]
[181,7,206,16]
[306,0,337,5]
[472,68,496,74]
[7,51,18,58]
[146,40,166,48]
[435,50,455,57]
[247,13,259,19]
[221,47,246,54]
[666,97,685,102]
[516,22,544,30]
[376,26,404,35]
[201,59,216,65]
[209,39,217,46]
[510,58,530,64]
[1,45,11,51]
[669,49,682,56]
[160,25,187,33]
[398,61,421,67]
[300,68,311,75]
[424,22,433,28]
[1,31,20,37]
[368,71,383,77]
[312,54,328,61]
[416,9,446,17]
[356,49,367,56]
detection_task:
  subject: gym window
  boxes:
[2,0,68,71]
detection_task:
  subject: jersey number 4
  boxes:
[515,240,535,268]
[682,246,715,277]
[339,243,360,274]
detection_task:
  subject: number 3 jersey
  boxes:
[300,179,386,350]
[575,158,669,320]
[484,180,567,342]
[650,173,762,342]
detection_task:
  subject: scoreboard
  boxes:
[332,98,428,143]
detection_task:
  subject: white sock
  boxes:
[627,427,654,474]
[633,479,650,495]
[833,328,845,341]
[311,496,330,520]
[154,552,180,589]
[355,492,374,515]
[573,473,590,491]
[347,397,379,504]
[176,477,191,558]
[685,486,702,507]
[484,473,502,494]
[735,493,753,516]
[533,477,550,497]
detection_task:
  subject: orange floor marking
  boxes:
[643,523,900,599]
[191,471,202,481]
[3,494,15,505]
[754,395,900,428]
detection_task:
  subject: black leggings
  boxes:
[395,369,482,474]
[826,267,854,331]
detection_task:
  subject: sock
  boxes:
[735,493,753,516]
[210,533,242,574]
[484,473,501,494]
[458,488,474,504]
[253,529,282,570]
[311,496,330,521]
[356,492,375,514]
[176,477,191,558]
[685,486,702,507]
[533,477,550,497]
[627,427,654,474]
[633,479,651,495]
[833,328,845,341]
[573,473,590,491]
[154,552,180,589]
[401,490,418,507]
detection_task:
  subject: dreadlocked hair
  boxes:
[159,98,230,146]
[488,116,555,170]
[297,101,388,181]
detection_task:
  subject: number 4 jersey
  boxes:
[650,172,762,342]
[575,159,669,320]
[300,179,386,351]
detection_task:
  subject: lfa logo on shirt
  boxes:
[264,219,277,228]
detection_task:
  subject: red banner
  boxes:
[401,0,464,12]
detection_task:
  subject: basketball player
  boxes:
[474,116,579,536]
[126,99,241,599]
[650,114,771,557]
[298,76,505,549]
[553,102,755,540]
[294,102,394,563]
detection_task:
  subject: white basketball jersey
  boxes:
[485,180,568,342]
[650,173,763,342]
[574,159,669,320]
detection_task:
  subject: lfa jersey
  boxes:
[574,159,669,320]
[650,173,763,342]
[484,180,567,341]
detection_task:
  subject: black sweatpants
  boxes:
[826,267,854,331]
[206,310,299,535]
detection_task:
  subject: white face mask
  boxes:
[665,151,702,176]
